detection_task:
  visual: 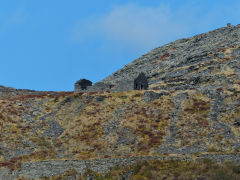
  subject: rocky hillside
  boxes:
[0,25,240,179]
[0,85,59,98]
[102,24,240,91]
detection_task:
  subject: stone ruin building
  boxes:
[74,72,148,92]
[133,72,148,90]
[74,79,92,92]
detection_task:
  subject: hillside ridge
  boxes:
[101,24,240,90]
[1,24,240,179]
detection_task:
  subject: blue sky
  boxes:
[0,0,239,91]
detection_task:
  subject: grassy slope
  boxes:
[0,88,240,174]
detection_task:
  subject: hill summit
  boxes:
[102,24,240,91]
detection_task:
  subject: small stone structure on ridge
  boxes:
[74,72,149,92]
[134,72,148,90]
[74,79,92,92]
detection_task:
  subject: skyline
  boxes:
[0,0,239,91]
